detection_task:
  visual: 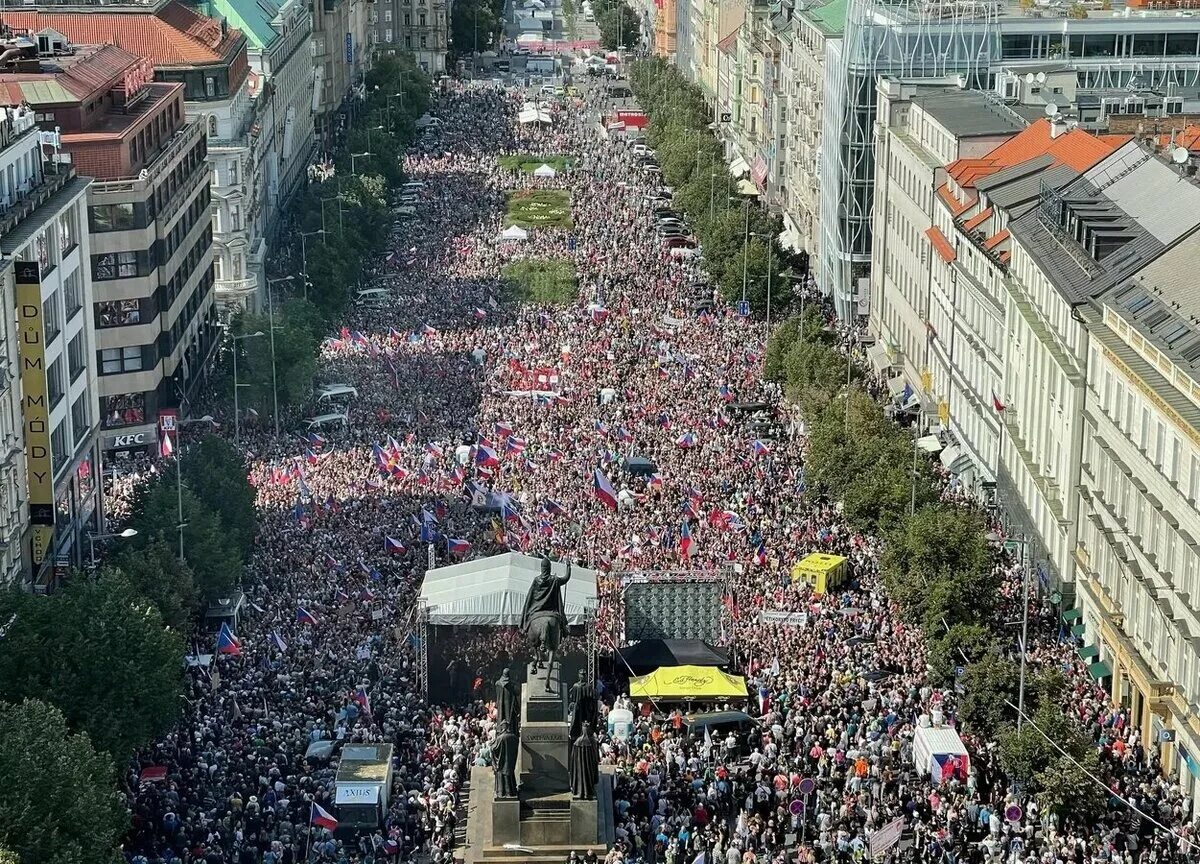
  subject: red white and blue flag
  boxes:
[676,432,697,449]
[385,536,406,555]
[593,468,618,511]
[753,543,768,566]
[447,537,472,556]
[296,607,318,626]
[216,623,241,655]
[351,684,372,715]
[751,439,771,457]
[679,520,693,561]
[475,445,500,468]
[311,802,338,831]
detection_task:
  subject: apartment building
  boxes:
[208,0,316,249]
[6,2,263,314]
[0,44,217,464]
[0,98,98,584]
[369,0,447,75]
[653,0,678,59]
[1075,229,1200,804]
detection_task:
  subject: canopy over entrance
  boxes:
[629,665,748,701]
[419,552,598,626]
[533,163,558,178]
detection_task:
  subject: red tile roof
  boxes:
[961,207,993,233]
[983,229,1010,251]
[937,183,971,217]
[947,119,1127,190]
[1157,126,1200,153]
[2,2,242,66]
[925,226,956,263]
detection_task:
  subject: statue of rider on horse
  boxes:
[520,555,572,690]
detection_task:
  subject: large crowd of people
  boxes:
[116,72,1199,864]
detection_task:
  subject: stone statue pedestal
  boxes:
[519,663,569,790]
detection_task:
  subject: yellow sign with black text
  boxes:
[15,261,54,564]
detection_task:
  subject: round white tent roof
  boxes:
[419,552,598,626]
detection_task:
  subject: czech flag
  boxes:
[216,623,241,655]
[473,307,488,320]
[648,473,663,490]
[718,383,733,402]
[751,439,771,457]
[269,630,287,652]
[992,391,1006,413]
[589,305,610,324]
[679,520,693,561]
[351,684,372,715]
[385,536,406,555]
[425,442,444,458]
[676,432,697,449]
[593,468,618,511]
[447,537,472,556]
[502,501,523,526]
[753,543,768,566]
[296,607,318,626]
[421,323,438,336]
[475,445,500,468]
[494,421,513,439]
[543,498,567,517]
[505,436,527,455]
[311,802,338,831]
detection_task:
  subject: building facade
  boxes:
[7,3,262,314]
[208,0,316,255]
[0,44,218,465]
[369,0,447,75]
[0,103,98,585]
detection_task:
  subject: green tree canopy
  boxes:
[126,476,241,605]
[179,433,257,557]
[0,699,127,864]
[0,574,184,759]
[233,299,320,423]
[105,538,197,633]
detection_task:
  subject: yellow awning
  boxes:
[629,665,748,701]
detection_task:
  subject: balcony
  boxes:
[0,164,73,240]
[92,121,203,196]
[215,274,260,312]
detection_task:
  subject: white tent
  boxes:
[533,163,557,178]
[518,108,553,125]
[419,552,598,626]
[500,225,528,241]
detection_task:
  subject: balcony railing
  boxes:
[91,121,203,194]
[0,165,73,240]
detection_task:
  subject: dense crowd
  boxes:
[116,73,1199,864]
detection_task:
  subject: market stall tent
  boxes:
[499,225,529,241]
[790,552,849,594]
[533,163,557,178]
[628,665,748,701]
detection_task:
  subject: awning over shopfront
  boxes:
[886,375,908,398]
[1088,660,1113,680]
[736,178,759,196]
[939,444,972,474]
[867,344,893,375]
[1078,644,1099,660]
[917,435,943,453]
[729,156,750,178]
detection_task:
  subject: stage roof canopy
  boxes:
[419,552,598,626]
[618,639,729,672]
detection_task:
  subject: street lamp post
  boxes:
[740,197,751,304]
[750,231,773,329]
[987,531,1034,730]
[232,330,265,446]
[350,151,373,175]
[174,415,217,562]
[300,229,325,299]
[87,528,137,568]
[266,276,293,438]
[366,124,384,154]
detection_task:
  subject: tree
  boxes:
[880,504,995,630]
[127,476,241,605]
[957,653,1020,739]
[998,701,1103,823]
[0,574,184,759]
[595,0,640,49]
[0,699,127,864]
[180,433,257,557]
[105,539,197,633]
[234,302,319,421]
[451,0,500,54]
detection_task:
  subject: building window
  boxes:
[47,357,64,409]
[64,269,84,321]
[89,202,136,232]
[227,160,240,186]
[205,75,217,98]
[71,393,90,444]
[386,28,393,42]
[97,299,142,327]
[404,12,411,25]
[102,393,146,428]
[420,34,427,48]
[43,292,62,343]
[51,423,68,468]
[101,346,143,374]
[231,204,242,231]
[68,332,85,382]
[419,12,426,25]
[58,211,78,253]
[384,8,392,20]
[94,251,139,281]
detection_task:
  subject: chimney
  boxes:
[1050,113,1069,139]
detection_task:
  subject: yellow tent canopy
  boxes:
[628,665,749,701]
[790,552,849,594]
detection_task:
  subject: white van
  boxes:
[356,287,392,304]
[401,181,426,191]
[306,412,348,430]
[316,384,358,402]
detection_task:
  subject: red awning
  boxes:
[924,226,956,263]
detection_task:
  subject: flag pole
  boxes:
[306,803,313,861]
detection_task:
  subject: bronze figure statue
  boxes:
[520,555,571,687]
[568,721,599,800]
[567,669,596,740]
[492,720,519,799]
[495,667,519,732]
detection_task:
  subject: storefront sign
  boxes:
[102,427,158,451]
[158,409,178,458]
[15,260,53,563]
